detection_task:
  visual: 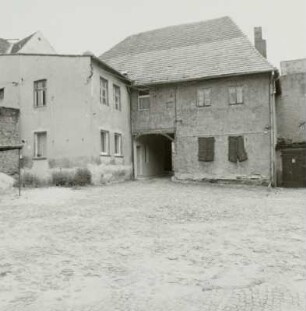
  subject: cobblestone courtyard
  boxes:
[0,179,305,311]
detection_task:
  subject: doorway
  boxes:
[135,134,174,178]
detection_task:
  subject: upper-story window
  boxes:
[34,79,47,107]
[0,88,4,101]
[197,88,211,107]
[100,77,109,105]
[113,84,121,110]
[138,90,150,110]
[228,86,243,105]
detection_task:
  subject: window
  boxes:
[100,77,109,105]
[198,137,215,161]
[0,88,4,100]
[34,80,47,107]
[197,88,211,107]
[114,133,122,156]
[228,86,243,104]
[34,132,47,158]
[100,130,110,155]
[113,84,121,110]
[138,90,150,110]
[228,136,248,163]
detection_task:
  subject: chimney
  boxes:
[254,27,267,58]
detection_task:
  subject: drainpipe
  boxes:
[128,86,136,180]
[269,71,276,186]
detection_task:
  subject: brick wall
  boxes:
[0,107,20,175]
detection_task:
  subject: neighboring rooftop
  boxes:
[280,58,306,75]
[0,31,56,55]
[0,38,10,54]
[100,16,274,86]
[10,33,35,54]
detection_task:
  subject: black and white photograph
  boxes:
[0,0,305,310]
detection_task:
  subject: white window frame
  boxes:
[229,86,244,105]
[197,88,211,107]
[34,79,47,108]
[138,90,150,111]
[100,77,109,105]
[34,131,47,158]
[100,130,110,155]
[113,84,121,111]
[114,133,122,156]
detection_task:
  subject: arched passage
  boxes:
[134,133,174,177]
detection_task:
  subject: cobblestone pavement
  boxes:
[0,179,305,310]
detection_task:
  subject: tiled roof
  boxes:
[100,16,274,86]
[0,38,10,54]
[10,33,35,54]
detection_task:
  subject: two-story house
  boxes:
[101,16,277,185]
[0,53,133,181]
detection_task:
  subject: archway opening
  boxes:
[135,134,173,177]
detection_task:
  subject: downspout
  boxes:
[269,71,276,186]
[128,86,136,180]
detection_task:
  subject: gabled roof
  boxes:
[0,38,10,54]
[10,32,36,54]
[100,16,274,86]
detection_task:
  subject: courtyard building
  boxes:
[101,16,277,185]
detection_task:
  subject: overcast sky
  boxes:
[2,0,306,68]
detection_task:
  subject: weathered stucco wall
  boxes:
[131,73,273,184]
[174,74,272,183]
[0,107,20,175]
[131,86,176,133]
[89,62,132,167]
[276,59,306,143]
[0,55,132,182]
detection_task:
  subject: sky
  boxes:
[1,0,306,68]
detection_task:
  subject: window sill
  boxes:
[100,153,110,157]
[33,157,47,160]
[114,154,123,158]
[196,105,211,108]
[34,105,47,109]
[229,103,244,105]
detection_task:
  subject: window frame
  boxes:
[113,84,121,111]
[0,88,4,100]
[114,133,122,156]
[100,130,110,156]
[100,77,109,105]
[33,131,47,159]
[197,88,212,107]
[138,90,150,111]
[228,86,244,105]
[34,79,47,108]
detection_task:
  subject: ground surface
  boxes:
[0,179,305,311]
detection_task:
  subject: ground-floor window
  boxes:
[34,131,47,158]
[100,130,110,155]
[228,136,248,162]
[198,137,215,161]
[114,133,122,156]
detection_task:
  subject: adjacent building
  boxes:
[276,59,306,187]
[101,17,277,185]
[0,53,132,181]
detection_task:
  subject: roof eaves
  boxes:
[132,69,275,87]
[90,56,132,84]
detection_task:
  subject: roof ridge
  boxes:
[126,16,233,39]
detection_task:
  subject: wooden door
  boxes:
[282,148,306,187]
